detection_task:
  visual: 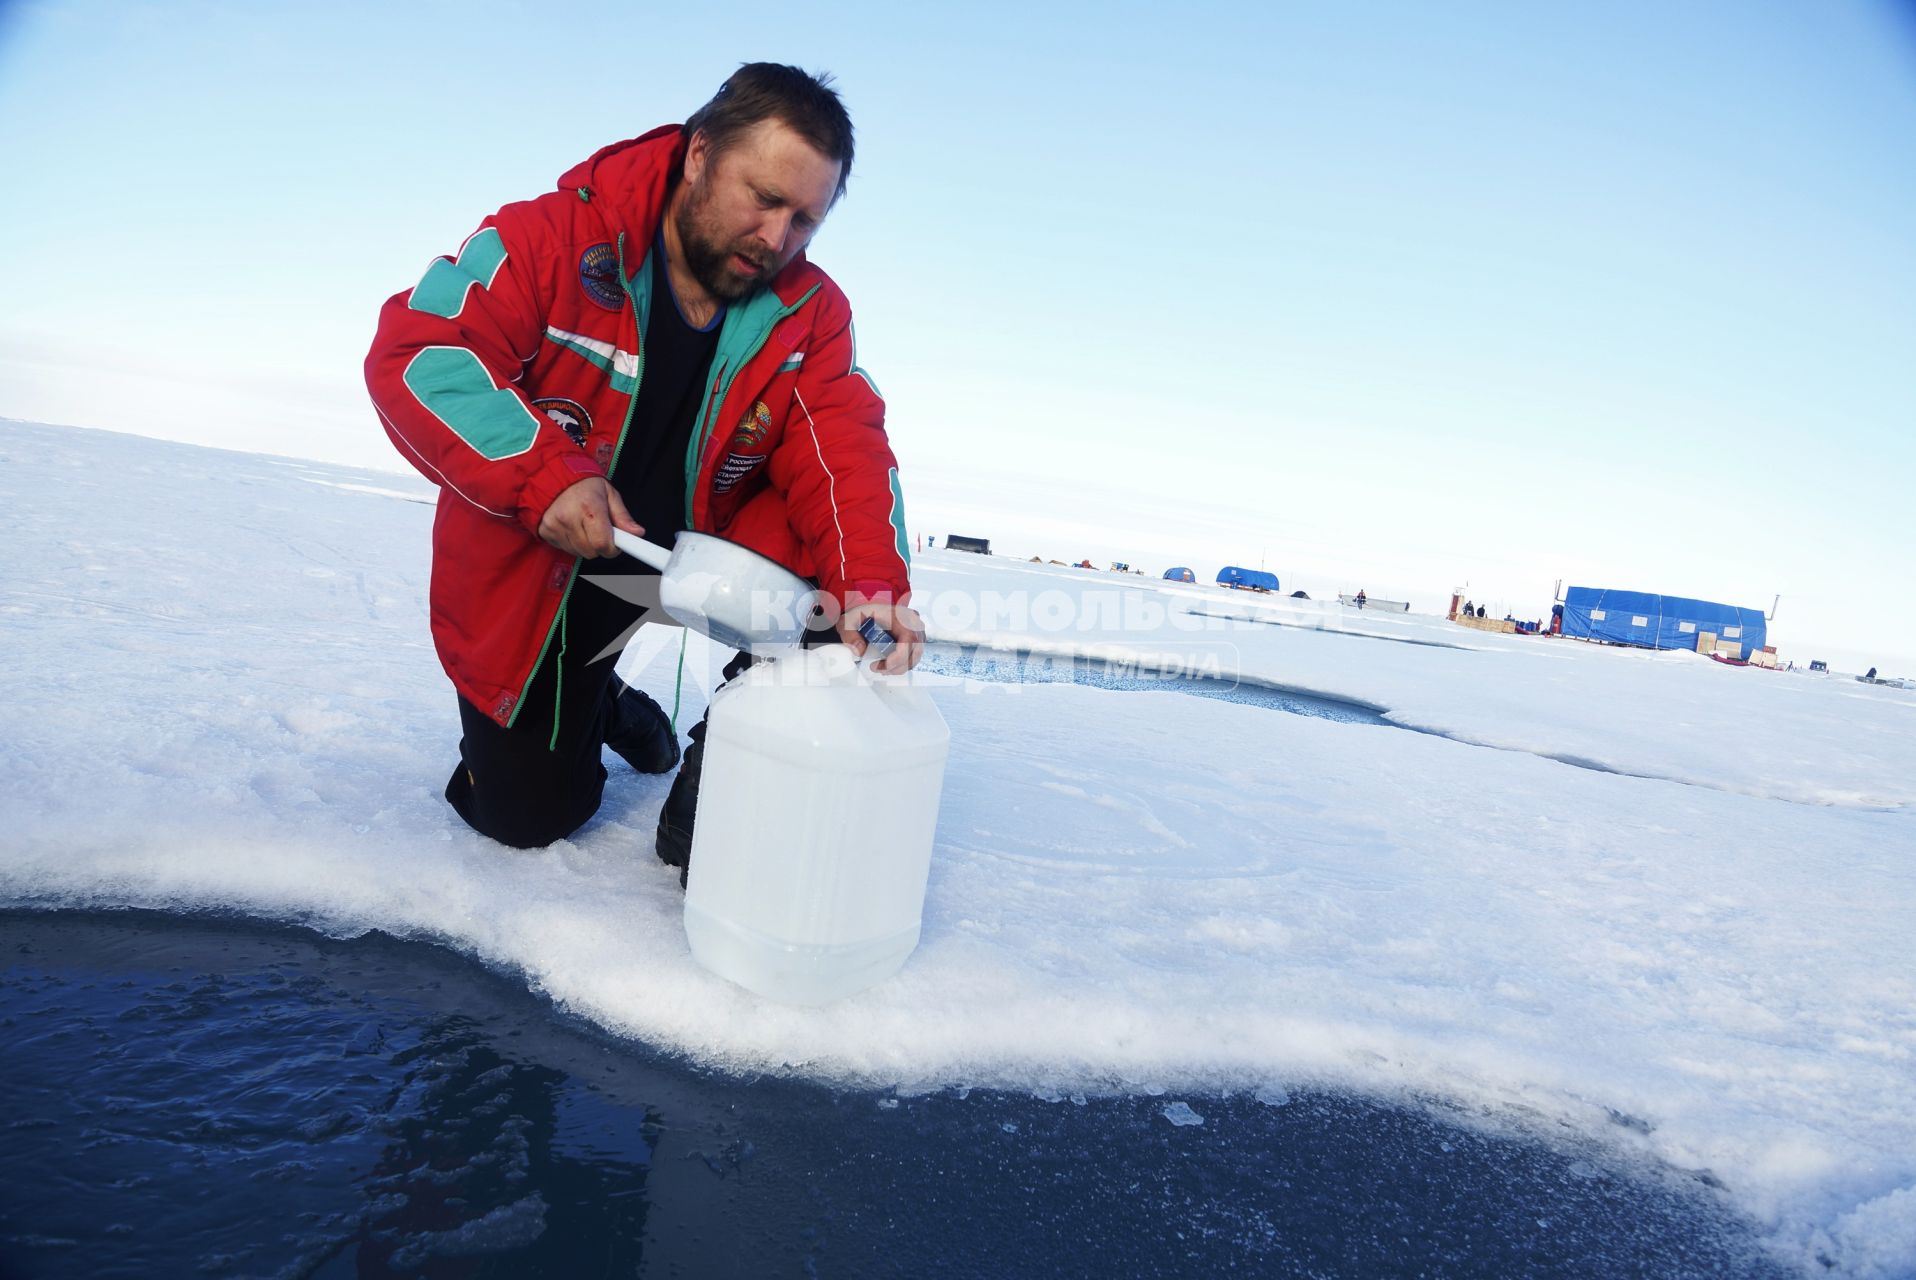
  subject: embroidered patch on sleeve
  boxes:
[532,396,592,447]
[578,243,624,311]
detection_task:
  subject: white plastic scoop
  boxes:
[611,529,820,655]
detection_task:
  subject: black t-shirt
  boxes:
[611,233,723,546]
[526,232,723,715]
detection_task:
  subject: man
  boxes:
[365,64,923,878]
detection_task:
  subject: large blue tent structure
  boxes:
[1217,566,1280,592]
[1560,587,1766,653]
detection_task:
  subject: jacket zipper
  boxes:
[506,231,647,738]
[685,360,728,531]
[681,284,819,525]
[607,231,646,472]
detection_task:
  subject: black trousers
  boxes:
[446,676,618,849]
[444,567,837,852]
[445,561,670,848]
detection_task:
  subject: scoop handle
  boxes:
[611,528,673,572]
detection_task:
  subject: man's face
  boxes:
[674,118,842,302]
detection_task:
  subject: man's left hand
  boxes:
[837,600,925,675]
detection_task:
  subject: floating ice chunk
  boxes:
[1815,1180,1916,1279]
[1255,1084,1291,1108]
[1161,1101,1204,1127]
[389,1192,547,1265]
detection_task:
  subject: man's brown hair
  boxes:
[683,63,855,204]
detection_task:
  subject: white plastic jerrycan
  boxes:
[682,644,950,1005]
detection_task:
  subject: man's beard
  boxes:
[674,179,774,303]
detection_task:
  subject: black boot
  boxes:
[654,649,757,886]
[655,719,706,887]
[603,676,680,774]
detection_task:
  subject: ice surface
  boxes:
[2,421,1913,1277]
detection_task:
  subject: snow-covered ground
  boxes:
[3,421,1913,1278]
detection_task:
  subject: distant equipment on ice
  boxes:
[1559,587,1767,659]
[1216,566,1279,593]
[944,534,991,555]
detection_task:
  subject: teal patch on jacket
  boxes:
[402,347,542,460]
[408,228,507,319]
[889,467,910,569]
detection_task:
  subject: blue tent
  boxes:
[1560,586,1766,653]
[1163,566,1196,582]
[1216,566,1279,592]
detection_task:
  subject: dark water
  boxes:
[0,911,1790,1280]
[919,644,1389,726]
[917,644,1713,793]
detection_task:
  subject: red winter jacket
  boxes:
[366,126,912,727]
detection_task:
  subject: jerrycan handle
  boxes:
[856,617,896,666]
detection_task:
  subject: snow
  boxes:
[3,420,1914,1278]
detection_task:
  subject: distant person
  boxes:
[1477,605,1487,619]
[365,65,925,879]
[1355,589,1367,609]
[1462,599,1474,618]
[927,535,937,548]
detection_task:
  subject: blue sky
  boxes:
[2,0,1913,668]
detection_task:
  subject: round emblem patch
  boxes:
[578,243,623,311]
[532,396,592,447]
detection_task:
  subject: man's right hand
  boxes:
[537,477,644,558]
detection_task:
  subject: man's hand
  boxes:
[838,599,925,675]
[537,477,643,558]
